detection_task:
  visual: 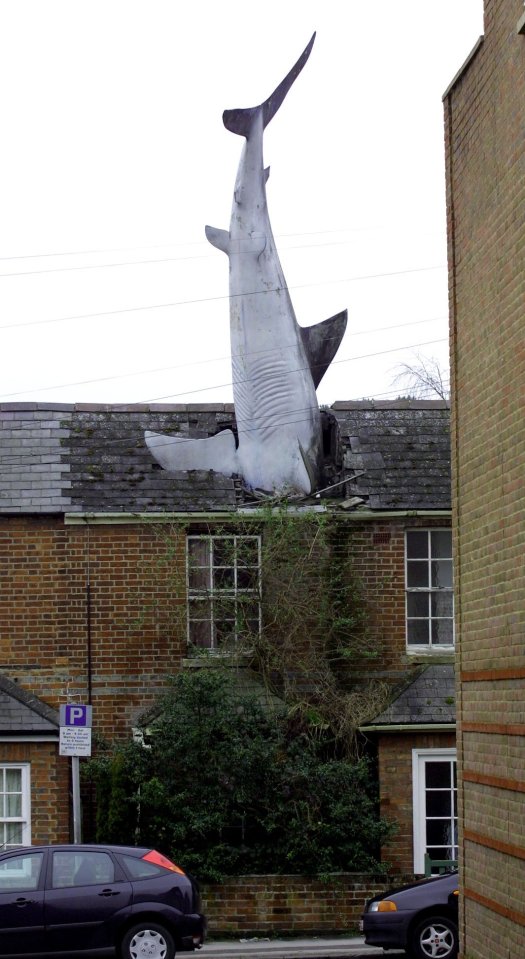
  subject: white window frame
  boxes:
[0,764,31,849]
[186,534,261,651]
[405,528,454,651]
[412,748,457,874]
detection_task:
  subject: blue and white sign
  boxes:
[60,704,92,728]
[59,704,93,757]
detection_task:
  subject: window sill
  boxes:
[406,647,455,663]
[183,650,254,668]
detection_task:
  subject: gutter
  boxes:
[359,723,456,733]
[64,509,451,526]
[442,36,484,100]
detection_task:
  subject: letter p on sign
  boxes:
[60,704,93,728]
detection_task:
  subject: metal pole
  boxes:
[72,756,82,843]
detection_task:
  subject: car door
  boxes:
[0,849,46,954]
[44,849,133,953]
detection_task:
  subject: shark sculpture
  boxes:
[146,33,347,494]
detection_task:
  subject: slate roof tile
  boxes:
[0,400,450,513]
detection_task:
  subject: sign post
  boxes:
[59,705,93,844]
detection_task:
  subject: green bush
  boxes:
[86,669,393,881]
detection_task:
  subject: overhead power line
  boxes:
[0,336,447,403]
[0,265,446,331]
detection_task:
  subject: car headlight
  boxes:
[369,900,398,912]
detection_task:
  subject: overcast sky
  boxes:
[0,0,484,407]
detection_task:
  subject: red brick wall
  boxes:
[377,732,456,875]
[445,1,525,954]
[0,516,187,737]
[201,874,392,936]
[1,514,452,734]
[346,517,453,683]
[1,513,453,854]
[0,742,69,844]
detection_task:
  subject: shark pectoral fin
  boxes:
[145,429,240,476]
[264,166,270,183]
[205,225,230,255]
[298,441,317,495]
[300,309,348,389]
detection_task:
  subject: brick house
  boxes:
[0,398,453,875]
[444,0,525,953]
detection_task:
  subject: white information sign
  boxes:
[59,703,93,757]
[59,725,92,757]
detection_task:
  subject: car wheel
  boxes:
[410,914,458,959]
[121,922,175,959]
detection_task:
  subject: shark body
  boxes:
[146,34,347,494]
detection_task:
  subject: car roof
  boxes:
[0,844,152,857]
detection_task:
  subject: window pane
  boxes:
[407,620,430,645]
[407,562,429,588]
[427,820,455,846]
[213,538,236,568]
[431,559,452,588]
[431,593,453,617]
[237,538,259,567]
[426,761,451,788]
[5,769,21,792]
[237,566,259,590]
[407,593,429,617]
[2,823,22,847]
[187,540,210,589]
[189,619,212,649]
[121,855,165,879]
[406,531,429,559]
[432,619,454,645]
[431,531,452,558]
[188,538,209,564]
[0,853,43,892]
[214,566,235,590]
[5,793,21,818]
[52,851,114,888]
[426,792,452,818]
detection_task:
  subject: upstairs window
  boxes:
[187,535,261,651]
[405,529,454,649]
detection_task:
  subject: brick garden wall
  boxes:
[445,0,525,954]
[201,874,394,937]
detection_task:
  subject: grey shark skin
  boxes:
[146,34,347,494]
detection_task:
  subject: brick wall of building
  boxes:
[0,516,187,737]
[201,874,390,936]
[0,741,70,844]
[346,517,453,683]
[1,514,452,734]
[1,511,453,855]
[445,0,525,954]
[377,731,456,875]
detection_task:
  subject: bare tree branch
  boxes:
[392,352,450,401]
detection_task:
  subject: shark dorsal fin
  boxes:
[300,310,348,389]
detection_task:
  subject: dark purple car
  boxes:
[0,843,206,958]
[361,870,458,958]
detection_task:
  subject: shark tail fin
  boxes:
[300,309,348,389]
[223,32,316,138]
